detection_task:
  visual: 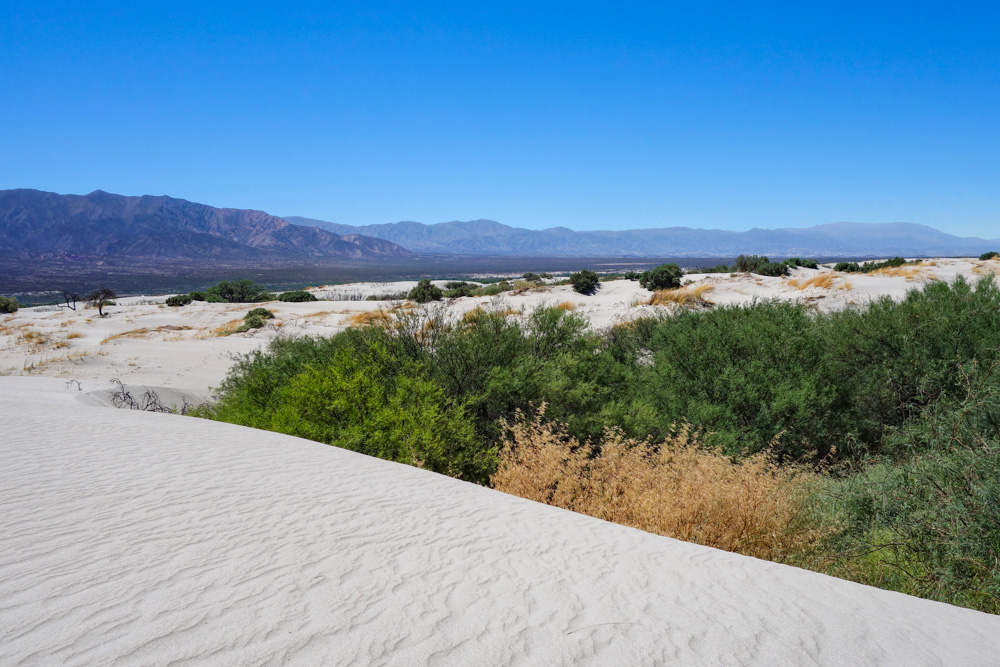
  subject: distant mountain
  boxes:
[285,216,1000,258]
[0,189,411,262]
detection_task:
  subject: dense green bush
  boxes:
[278,290,317,302]
[828,361,1000,612]
[166,294,192,307]
[443,282,476,298]
[569,269,600,295]
[0,296,18,313]
[189,291,206,301]
[408,279,444,303]
[205,280,275,303]
[981,251,999,261]
[639,263,683,291]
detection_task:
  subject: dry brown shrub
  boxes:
[66,332,83,339]
[648,284,714,308]
[492,410,834,563]
[557,301,575,311]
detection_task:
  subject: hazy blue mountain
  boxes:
[0,189,411,261]
[285,216,1000,258]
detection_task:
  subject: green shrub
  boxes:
[246,307,275,320]
[166,294,192,307]
[785,257,819,269]
[205,279,275,303]
[278,290,317,302]
[445,281,472,290]
[522,272,542,282]
[639,263,683,291]
[408,279,443,303]
[828,361,1000,613]
[834,261,861,272]
[569,269,600,295]
[189,291,206,301]
[444,282,476,298]
[981,251,999,261]
[0,296,18,313]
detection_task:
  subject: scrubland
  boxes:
[190,273,1000,613]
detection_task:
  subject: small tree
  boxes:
[569,270,600,295]
[86,287,116,317]
[408,279,443,303]
[60,291,80,310]
[205,280,275,303]
[639,263,683,291]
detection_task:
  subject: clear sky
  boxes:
[2,2,998,236]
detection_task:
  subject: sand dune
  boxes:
[3,376,1000,665]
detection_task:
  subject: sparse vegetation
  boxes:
[979,251,998,261]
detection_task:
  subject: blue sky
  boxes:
[2,2,998,236]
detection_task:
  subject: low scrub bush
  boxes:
[279,290,317,302]
[493,411,834,562]
[0,296,18,313]
[785,257,820,269]
[189,291,206,301]
[166,294,192,307]
[835,257,910,273]
[408,279,443,303]
[569,269,600,295]
[639,263,683,291]
[981,251,999,261]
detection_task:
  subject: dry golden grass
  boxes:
[787,274,835,290]
[869,266,928,280]
[837,281,853,291]
[648,284,714,308]
[209,319,244,337]
[66,332,83,339]
[101,325,192,344]
[973,262,1000,276]
[557,301,575,311]
[344,310,393,327]
[492,410,834,562]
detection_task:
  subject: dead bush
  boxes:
[492,409,834,563]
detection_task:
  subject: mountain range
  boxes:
[286,216,1000,258]
[0,189,410,262]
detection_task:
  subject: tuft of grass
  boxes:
[869,266,929,280]
[557,301,575,311]
[66,332,83,339]
[788,274,836,290]
[492,410,834,563]
[648,284,714,307]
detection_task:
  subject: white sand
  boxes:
[3,375,1000,665]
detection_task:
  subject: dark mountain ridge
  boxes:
[0,189,410,261]
[286,216,1000,258]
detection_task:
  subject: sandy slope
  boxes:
[3,376,1000,665]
